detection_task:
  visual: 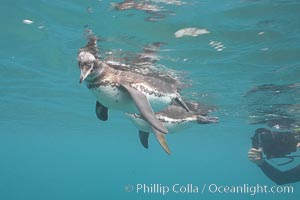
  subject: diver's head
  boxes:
[252,128,299,159]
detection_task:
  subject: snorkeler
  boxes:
[248,128,300,185]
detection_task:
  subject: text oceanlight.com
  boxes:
[124,183,294,196]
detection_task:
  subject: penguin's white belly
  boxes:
[159,116,196,133]
[126,114,196,134]
[90,85,135,112]
[90,85,173,112]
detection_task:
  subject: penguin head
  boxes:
[78,51,97,83]
[78,34,100,83]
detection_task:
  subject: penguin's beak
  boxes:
[79,66,91,84]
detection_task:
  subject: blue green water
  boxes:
[1,0,300,199]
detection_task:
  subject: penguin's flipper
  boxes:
[122,84,168,134]
[139,131,150,149]
[151,127,171,155]
[175,95,190,112]
[95,101,108,121]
